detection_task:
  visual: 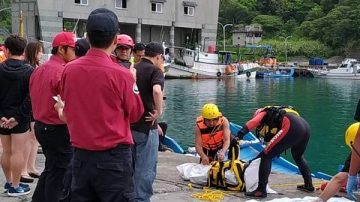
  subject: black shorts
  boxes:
[0,122,30,135]
[341,153,352,172]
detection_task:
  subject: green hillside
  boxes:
[219,0,360,58]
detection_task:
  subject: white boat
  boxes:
[309,58,360,79]
[166,48,258,79]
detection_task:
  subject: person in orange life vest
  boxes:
[235,106,314,198]
[195,103,231,165]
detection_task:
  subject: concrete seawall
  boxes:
[0,152,336,202]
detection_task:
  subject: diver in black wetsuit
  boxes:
[235,106,314,198]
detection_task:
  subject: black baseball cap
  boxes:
[145,42,164,55]
[86,8,119,37]
[75,38,90,57]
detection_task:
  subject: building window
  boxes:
[184,6,194,16]
[151,3,163,13]
[115,0,127,9]
[75,0,88,5]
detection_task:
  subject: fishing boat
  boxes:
[257,67,295,78]
[163,122,331,180]
[309,58,360,79]
[166,47,257,79]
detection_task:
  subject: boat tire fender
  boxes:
[216,72,221,77]
[246,71,251,78]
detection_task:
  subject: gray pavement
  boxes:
[0,152,334,202]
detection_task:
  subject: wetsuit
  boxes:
[239,110,313,194]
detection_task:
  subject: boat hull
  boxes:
[166,63,256,79]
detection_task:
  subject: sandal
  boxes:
[28,172,40,178]
[20,175,34,183]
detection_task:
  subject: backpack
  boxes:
[207,142,246,191]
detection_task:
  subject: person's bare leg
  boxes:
[21,132,31,177]
[10,131,28,187]
[1,135,12,183]
[27,123,39,174]
[319,172,347,201]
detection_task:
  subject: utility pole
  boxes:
[281,36,292,64]
[218,22,233,51]
[285,35,292,65]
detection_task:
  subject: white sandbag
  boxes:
[244,158,277,194]
[225,169,238,186]
[176,163,197,180]
[176,163,210,185]
[189,164,211,185]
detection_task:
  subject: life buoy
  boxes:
[216,72,221,77]
[246,71,251,78]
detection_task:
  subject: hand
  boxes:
[158,124,164,136]
[0,117,18,129]
[0,117,6,128]
[54,95,65,112]
[145,110,160,125]
[217,150,225,161]
[201,156,210,165]
[6,118,18,129]
[346,174,358,201]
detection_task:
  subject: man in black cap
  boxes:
[57,8,144,202]
[75,38,90,57]
[131,42,165,202]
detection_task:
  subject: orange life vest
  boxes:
[196,116,224,150]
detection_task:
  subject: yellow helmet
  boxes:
[201,103,221,119]
[345,122,360,148]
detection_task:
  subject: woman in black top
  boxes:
[0,35,33,196]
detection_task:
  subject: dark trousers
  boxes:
[257,115,312,192]
[32,121,73,202]
[70,144,135,202]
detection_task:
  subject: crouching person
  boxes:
[195,103,231,165]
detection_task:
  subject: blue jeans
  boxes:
[132,129,159,202]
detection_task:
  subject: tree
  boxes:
[252,15,283,37]
[0,0,11,33]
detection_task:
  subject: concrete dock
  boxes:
[0,152,340,202]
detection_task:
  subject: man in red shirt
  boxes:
[59,8,143,201]
[29,31,76,202]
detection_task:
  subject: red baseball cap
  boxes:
[52,32,76,48]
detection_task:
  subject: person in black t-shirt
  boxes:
[131,42,165,201]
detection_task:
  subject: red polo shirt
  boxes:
[30,55,66,125]
[61,49,144,151]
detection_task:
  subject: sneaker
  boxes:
[245,190,267,198]
[4,182,29,191]
[297,184,315,192]
[7,186,31,197]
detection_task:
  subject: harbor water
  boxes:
[161,78,360,175]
